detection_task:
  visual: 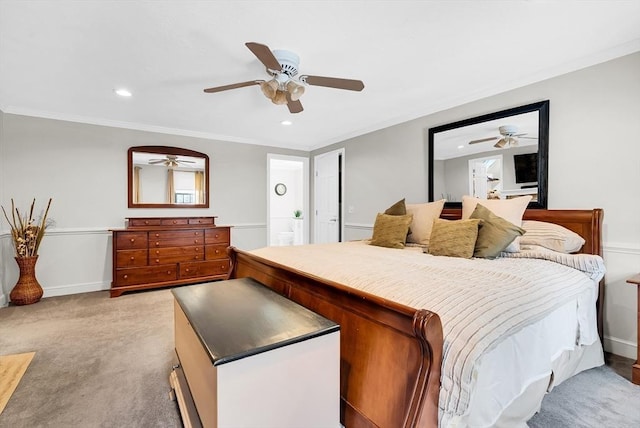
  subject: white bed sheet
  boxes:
[463,284,603,428]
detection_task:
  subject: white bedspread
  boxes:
[250,242,605,426]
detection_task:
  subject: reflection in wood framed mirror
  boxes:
[128,146,209,208]
[428,100,549,209]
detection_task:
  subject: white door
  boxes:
[314,149,343,244]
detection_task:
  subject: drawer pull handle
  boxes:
[155,233,159,238]
[130,238,135,243]
[123,274,128,279]
[215,234,219,239]
[215,249,220,254]
[195,232,199,236]
[173,220,177,224]
[156,259,160,263]
[167,270,172,275]
[221,266,226,270]
[195,256,199,260]
[155,242,159,246]
[195,248,200,251]
[194,240,199,244]
[130,256,135,261]
[156,250,160,255]
[185,268,190,273]
[144,221,149,225]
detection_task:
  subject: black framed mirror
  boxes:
[428,100,549,209]
[128,146,209,208]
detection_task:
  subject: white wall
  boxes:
[313,52,640,359]
[0,114,306,303]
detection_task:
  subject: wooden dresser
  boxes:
[110,216,231,297]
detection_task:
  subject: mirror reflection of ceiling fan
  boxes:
[148,155,196,168]
[469,125,538,148]
[203,42,365,114]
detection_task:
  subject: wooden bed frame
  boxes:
[227,208,603,428]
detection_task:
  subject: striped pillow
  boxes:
[520,221,585,253]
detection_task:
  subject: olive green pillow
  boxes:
[470,204,525,259]
[428,218,483,258]
[370,213,413,249]
[384,198,407,216]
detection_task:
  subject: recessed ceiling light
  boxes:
[457,145,464,149]
[281,120,293,126]
[114,88,132,97]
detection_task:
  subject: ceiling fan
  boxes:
[203,42,365,114]
[148,155,196,168]
[469,125,538,148]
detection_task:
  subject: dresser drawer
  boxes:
[128,218,162,227]
[114,265,178,286]
[161,218,189,226]
[115,232,148,250]
[149,230,205,247]
[150,246,205,265]
[205,245,228,260]
[115,249,148,268]
[205,228,230,244]
[188,217,215,225]
[180,259,229,279]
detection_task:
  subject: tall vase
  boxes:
[10,256,43,305]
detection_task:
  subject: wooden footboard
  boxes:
[228,248,443,428]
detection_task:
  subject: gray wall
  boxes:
[0,114,306,302]
[312,52,640,359]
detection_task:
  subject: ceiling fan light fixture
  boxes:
[286,80,305,101]
[260,79,278,99]
[271,90,288,105]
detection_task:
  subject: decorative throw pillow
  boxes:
[470,204,525,258]
[369,213,413,249]
[406,199,446,246]
[520,220,586,253]
[384,198,407,216]
[461,195,532,252]
[427,218,483,258]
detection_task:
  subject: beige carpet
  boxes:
[0,352,35,415]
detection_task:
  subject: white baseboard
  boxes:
[604,335,637,360]
[42,281,110,298]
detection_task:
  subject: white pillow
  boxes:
[461,195,532,252]
[406,199,446,246]
[521,220,586,253]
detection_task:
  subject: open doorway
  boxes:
[267,154,309,246]
[468,154,503,199]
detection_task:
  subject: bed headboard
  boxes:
[440,208,603,256]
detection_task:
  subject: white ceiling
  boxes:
[1,1,639,151]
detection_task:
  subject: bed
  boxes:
[227,207,605,428]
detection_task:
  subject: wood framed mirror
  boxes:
[128,146,209,208]
[428,100,549,209]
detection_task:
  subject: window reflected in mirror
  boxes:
[128,146,209,208]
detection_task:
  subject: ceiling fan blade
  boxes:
[245,42,282,71]
[286,93,303,114]
[494,138,507,148]
[301,75,365,91]
[469,137,498,145]
[519,136,538,140]
[177,160,196,164]
[203,80,263,93]
[148,160,166,164]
